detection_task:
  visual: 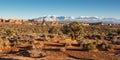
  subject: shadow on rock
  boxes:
[0,58,18,60]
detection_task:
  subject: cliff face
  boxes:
[0,18,27,24]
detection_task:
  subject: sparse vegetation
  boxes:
[0,21,119,60]
[49,26,63,35]
[82,43,97,51]
[62,22,84,40]
[29,49,46,58]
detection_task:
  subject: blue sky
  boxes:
[0,0,120,19]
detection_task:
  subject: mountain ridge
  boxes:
[31,16,120,24]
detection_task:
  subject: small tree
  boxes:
[49,26,62,35]
[62,22,84,40]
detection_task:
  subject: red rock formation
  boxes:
[0,18,6,23]
[8,19,15,23]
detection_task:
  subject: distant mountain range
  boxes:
[31,16,120,24]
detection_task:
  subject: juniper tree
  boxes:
[62,22,83,40]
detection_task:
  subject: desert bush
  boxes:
[60,47,66,52]
[77,40,83,47]
[100,42,108,50]
[29,49,46,58]
[32,42,44,50]
[64,42,72,47]
[111,40,120,45]
[0,37,10,46]
[62,22,84,40]
[93,41,97,45]
[82,43,97,51]
[118,30,120,35]
[101,44,106,50]
[87,43,97,50]
[107,44,114,50]
[100,42,114,51]
[6,28,15,36]
[115,41,120,45]
[49,26,63,35]
[29,41,46,58]
[0,37,12,53]
[30,52,44,58]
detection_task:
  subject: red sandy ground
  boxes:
[0,40,120,60]
[0,50,120,60]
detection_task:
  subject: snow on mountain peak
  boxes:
[31,16,120,24]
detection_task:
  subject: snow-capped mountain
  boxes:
[31,16,120,24]
[32,16,99,21]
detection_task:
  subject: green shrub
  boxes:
[107,44,114,50]
[82,43,97,51]
[88,43,96,50]
[101,42,114,50]
[93,41,97,45]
